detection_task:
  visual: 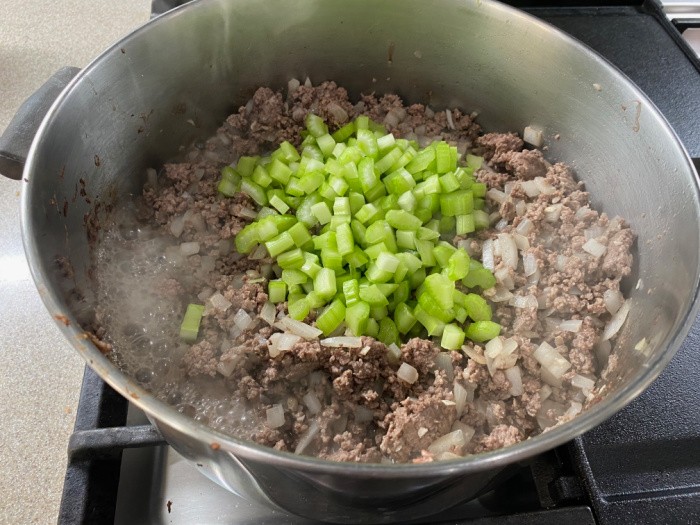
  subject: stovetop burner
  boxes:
[59,1,700,523]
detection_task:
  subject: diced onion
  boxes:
[571,374,596,392]
[575,206,592,220]
[520,180,540,198]
[445,109,455,130]
[487,188,507,204]
[523,253,538,276]
[180,241,200,256]
[463,346,487,365]
[603,290,624,315]
[523,125,544,148]
[269,333,301,357]
[544,204,563,223]
[582,238,607,258]
[287,78,300,96]
[533,342,571,380]
[386,343,402,365]
[483,285,514,303]
[564,401,583,419]
[540,384,552,402]
[534,177,556,195]
[515,219,535,237]
[515,200,527,217]
[233,309,253,331]
[170,215,186,237]
[259,302,277,325]
[250,244,268,260]
[205,293,229,313]
[451,421,476,444]
[427,429,466,454]
[275,317,322,339]
[320,336,363,348]
[513,233,530,251]
[537,399,568,429]
[512,294,538,309]
[602,301,630,341]
[595,339,612,370]
[266,404,285,428]
[434,352,454,381]
[303,392,322,415]
[585,225,605,240]
[559,319,583,333]
[497,233,518,269]
[397,362,419,384]
[555,255,568,272]
[294,420,319,454]
[453,382,468,416]
[504,365,523,396]
[482,239,495,271]
[239,207,259,220]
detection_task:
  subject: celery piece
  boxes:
[332,196,350,216]
[396,230,416,250]
[314,268,337,299]
[298,171,325,195]
[364,242,389,260]
[383,168,416,195]
[441,323,466,350]
[235,156,258,178]
[281,269,308,286]
[346,301,370,336]
[365,263,394,284]
[355,203,381,225]
[465,320,501,343]
[336,223,355,256]
[316,299,346,335]
[285,177,305,197]
[474,197,486,211]
[378,317,400,346]
[235,223,260,254]
[376,252,400,273]
[256,220,279,243]
[415,239,436,266]
[217,178,238,198]
[377,133,396,152]
[358,157,379,192]
[313,230,337,251]
[306,113,328,138]
[466,154,483,170]
[440,190,474,217]
[439,172,460,193]
[414,304,445,337]
[269,194,290,214]
[344,246,369,268]
[397,191,417,213]
[300,253,322,278]
[356,129,379,158]
[304,291,325,309]
[252,165,273,188]
[329,215,351,231]
[287,222,312,248]
[370,304,388,320]
[409,267,427,290]
[359,283,389,306]
[338,145,363,166]
[268,280,287,303]
[268,159,292,186]
[332,122,356,143]
[241,178,268,206]
[454,167,474,190]
[311,201,333,225]
[355,115,370,130]
[392,281,410,305]
[473,209,490,230]
[289,297,311,321]
[320,248,343,272]
[435,142,453,174]
[343,279,360,307]
[385,209,422,231]
[180,304,205,343]
[417,292,454,323]
[471,182,487,198]
[365,183,387,202]
[329,175,349,196]
[348,192,365,215]
[405,148,436,174]
[350,220,368,247]
[447,250,470,281]
[277,248,305,269]
[316,134,336,158]
[463,293,493,322]
[375,147,403,174]
[417,226,440,241]
[462,261,497,289]
[265,231,295,257]
[394,252,421,273]
[276,141,300,163]
[394,302,417,334]
[456,214,476,235]
[453,305,468,323]
[363,318,378,338]
[423,273,455,310]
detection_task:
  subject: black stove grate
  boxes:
[59,1,700,523]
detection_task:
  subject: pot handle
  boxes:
[0,66,81,180]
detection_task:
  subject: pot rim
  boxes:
[20,0,700,478]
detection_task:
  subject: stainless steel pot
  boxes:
[2,0,699,522]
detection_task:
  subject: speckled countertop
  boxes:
[0,2,150,523]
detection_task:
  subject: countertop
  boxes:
[0,2,150,523]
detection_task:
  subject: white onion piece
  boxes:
[463,346,487,365]
[434,352,454,381]
[504,365,523,396]
[170,215,186,237]
[451,421,476,444]
[495,267,514,290]
[287,78,300,96]
[537,399,568,429]
[436,451,463,461]
[482,239,495,271]
[497,234,518,269]
[512,294,538,309]
[208,292,232,312]
[559,319,583,333]
[513,233,530,251]
[386,343,402,365]
[198,288,214,302]
[495,218,509,231]
[269,333,301,357]
[259,302,277,325]
[571,374,596,392]
[484,336,503,359]
[595,339,612,370]
[515,218,535,236]
[540,384,552,402]
[555,255,568,272]
[582,238,607,258]
[602,300,630,341]
[564,401,583,419]
[515,199,527,217]
[533,342,571,379]
[584,225,605,240]
[521,180,540,198]
[320,336,362,348]
[397,363,419,384]
[603,289,624,315]
[233,309,253,331]
[294,421,319,454]
[544,204,563,223]
[200,256,216,273]
[534,177,556,195]
[575,206,592,220]
[180,241,200,256]
[250,244,268,260]
[238,207,259,220]
[217,356,238,377]
[523,125,544,147]
[303,392,322,415]
[484,285,514,303]
[327,102,349,123]
[523,253,538,276]
[445,109,455,130]
[427,429,466,454]
[275,317,322,339]
[453,382,468,416]
[487,188,507,204]
[266,404,285,428]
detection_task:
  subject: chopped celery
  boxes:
[180,304,205,343]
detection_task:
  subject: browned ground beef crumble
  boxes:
[106,81,633,463]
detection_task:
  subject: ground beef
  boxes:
[99,80,634,464]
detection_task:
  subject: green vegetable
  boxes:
[180,304,205,343]
[223,113,500,347]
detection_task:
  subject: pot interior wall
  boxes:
[24,0,700,509]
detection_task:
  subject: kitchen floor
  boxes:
[0,2,150,523]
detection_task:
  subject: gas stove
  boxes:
[58,1,700,523]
